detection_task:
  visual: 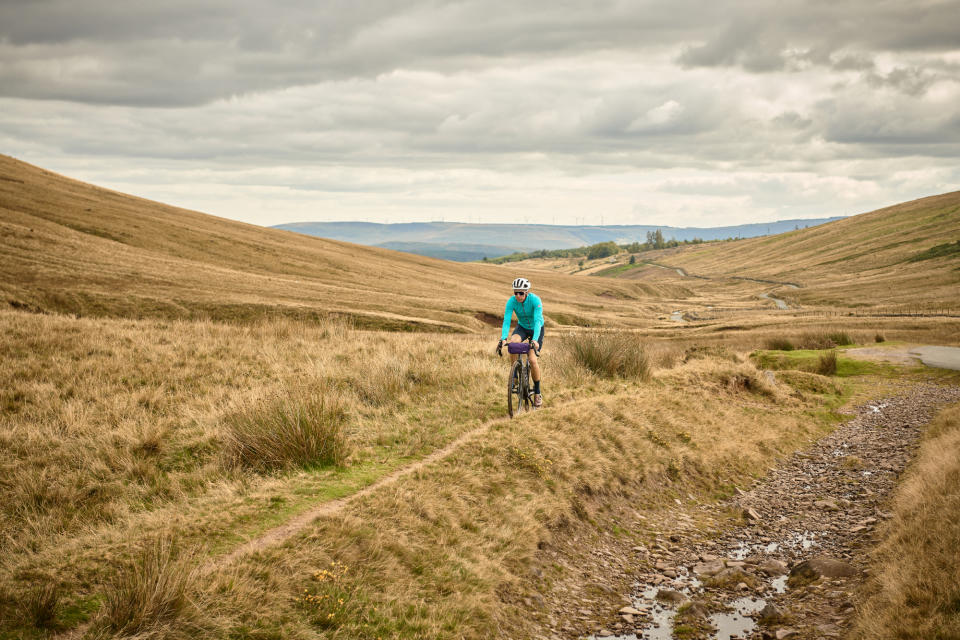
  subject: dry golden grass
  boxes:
[2,156,959,639]
[851,401,960,639]
[0,154,679,332]
[185,355,840,640]
[0,303,857,639]
[642,191,960,308]
[510,192,959,316]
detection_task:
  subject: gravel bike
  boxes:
[500,339,538,418]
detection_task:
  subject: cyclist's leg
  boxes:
[528,328,544,382]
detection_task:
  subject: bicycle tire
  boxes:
[508,360,524,418]
[522,362,532,409]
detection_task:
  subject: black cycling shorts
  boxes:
[512,325,544,348]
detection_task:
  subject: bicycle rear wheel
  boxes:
[508,360,524,418]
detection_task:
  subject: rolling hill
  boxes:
[273,217,844,261]
[0,155,683,332]
[648,191,960,308]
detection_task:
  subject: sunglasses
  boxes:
[514,291,527,296]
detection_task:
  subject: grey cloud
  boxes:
[676,0,960,72]
[866,67,939,96]
[0,0,717,107]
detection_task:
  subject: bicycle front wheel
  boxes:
[508,360,524,418]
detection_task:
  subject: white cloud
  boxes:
[1,1,958,227]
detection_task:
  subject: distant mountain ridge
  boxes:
[273,218,845,261]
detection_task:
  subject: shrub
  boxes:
[97,536,201,637]
[816,351,838,376]
[764,337,795,351]
[875,333,886,343]
[565,332,650,379]
[222,388,351,472]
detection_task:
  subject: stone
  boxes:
[758,603,784,624]
[790,556,859,581]
[684,602,710,619]
[814,499,840,512]
[757,559,789,576]
[619,606,644,616]
[776,629,799,639]
[712,567,746,582]
[744,507,762,521]
[655,589,687,604]
[692,560,725,576]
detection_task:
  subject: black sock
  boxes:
[534,380,541,394]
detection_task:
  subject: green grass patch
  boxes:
[593,262,645,277]
[907,240,960,262]
[752,349,888,377]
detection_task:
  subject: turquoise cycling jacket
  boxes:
[500,292,544,341]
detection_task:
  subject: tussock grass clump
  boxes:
[665,358,780,399]
[816,351,838,376]
[796,330,854,349]
[97,536,202,637]
[775,370,840,395]
[720,366,778,397]
[684,344,740,362]
[875,332,886,343]
[851,402,960,639]
[764,337,795,351]
[23,582,60,630]
[222,388,351,472]
[565,332,650,379]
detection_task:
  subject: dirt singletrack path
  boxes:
[208,399,549,571]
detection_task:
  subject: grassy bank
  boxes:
[851,401,960,639]
[0,305,859,638]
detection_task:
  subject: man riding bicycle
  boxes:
[497,277,544,408]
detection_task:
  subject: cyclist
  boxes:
[496,277,544,407]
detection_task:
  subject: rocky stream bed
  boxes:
[537,383,960,640]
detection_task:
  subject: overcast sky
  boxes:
[2,1,959,227]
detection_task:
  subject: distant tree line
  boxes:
[483,230,708,264]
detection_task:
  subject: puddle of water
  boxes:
[616,571,788,640]
[771,575,788,593]
[709,597,765,640]
[641,605,677,640]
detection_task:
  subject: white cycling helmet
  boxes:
[512,277,531,291]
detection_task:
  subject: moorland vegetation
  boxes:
[1,156,959,639]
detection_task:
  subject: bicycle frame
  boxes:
[505,340,537,418]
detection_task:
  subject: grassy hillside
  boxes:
[0,155,679,332]
[650,191,960,308]
[2,156,959,640]
[0,308,863,640]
